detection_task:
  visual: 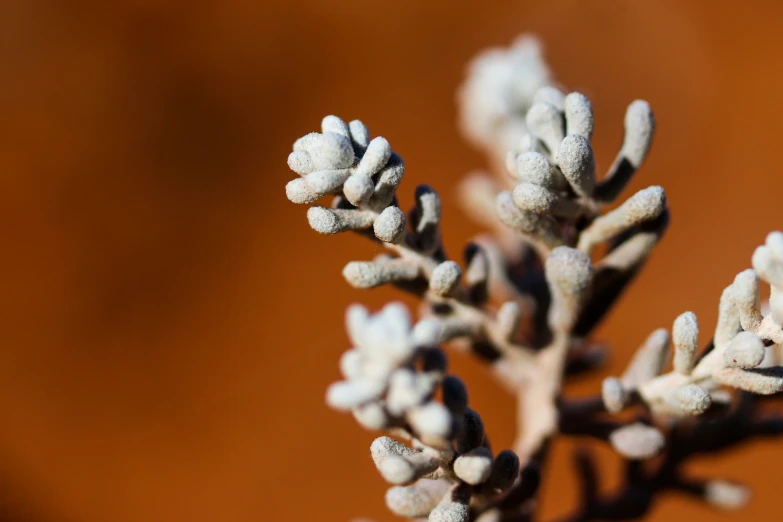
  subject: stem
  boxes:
[514,332,570,461]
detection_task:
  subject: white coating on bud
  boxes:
[564,92,593,140]
[525,101,565,156]
[533,86,565,110]
[310,132,355,170]
[430,261,463,297]
[516,151,564,189]
[672,311,699,375]
[733,269,762,330]
[374,206,407,244]
[285,178,320,204]
[305,169,352,195]
[307,207,376,234]
[348,119,370,150]
[724,331,765,369]
[343,259,419,288]
[667,384,711,415]
[343,173,375,206]
[453,447,493,485]
[622,100,655,167]
[556,134,595,196]
[602,377,627,414]
[609,423,665,460]
[357,136,392,177]
[408,402,453,440]
[322,115,350,137]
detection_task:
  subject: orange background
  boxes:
[2,1,783,521]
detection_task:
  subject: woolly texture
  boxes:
[283,34,783,522]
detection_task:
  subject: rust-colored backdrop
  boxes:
[2,1,782,521]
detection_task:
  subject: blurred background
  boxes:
[2,0,783,520]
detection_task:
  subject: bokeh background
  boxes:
[2,0,783,521]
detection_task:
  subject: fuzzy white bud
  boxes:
[601,377,627,414]
[453,447,493,485]
[357,136,392,177]
[285,177,320,204]
[374,206,407,244]
[564,92,593,140]
[321,115,350,137]
[733,269,762,331]
[348,120,370,150]
[556,134,595,197]
[430,261,463,296]
[724,331,765,369]
[525,102,565,156]
[622,100,655,167]
[609,423,665,460]
[672,311,699,375]
[343,173,375,206]
[408,402,452,440]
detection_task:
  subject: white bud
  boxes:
[733,269,762,331]
[408,402,452,440]
[343,173,375,206]
[724,331,765,369]
[609,423,665,460]
[345,304,368,345]
[343,259,419,289]
[622,328,670,388]
[578,186,666,252]
[525,102,565,156]
[753,244,783,288]
[766,231,783,259]
[622,100,655,167]
[293,132,319,152]
[307,207,375,234]
[353,401,390,431]
[512,182,580,217]
[285,178,319,204]
[357,136,392,177]
[556,134,595,197]
[321,115,350,137]
[564,92,593,140]
[310,132,355,170]
[533,86,565,110]
[339,349,364,380]
[371,436,411,467]
[715,285,741,348]
[454,447,493,485]
[348,120,370,150]
[705,480,750,510]
[516,151,565,189]
[305,169,351,195]
[374,206,407,244]
[287,150,315,175]
[602,377,627,414]
[385,480,450,518]
[430,261,462,296]
[672,311,699,375]
[387,369,432,416]
[326,379,384,410]
[379,451,439,485]
[667,384,711,415]
[411,318,442,346]
[429,498,469,522]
